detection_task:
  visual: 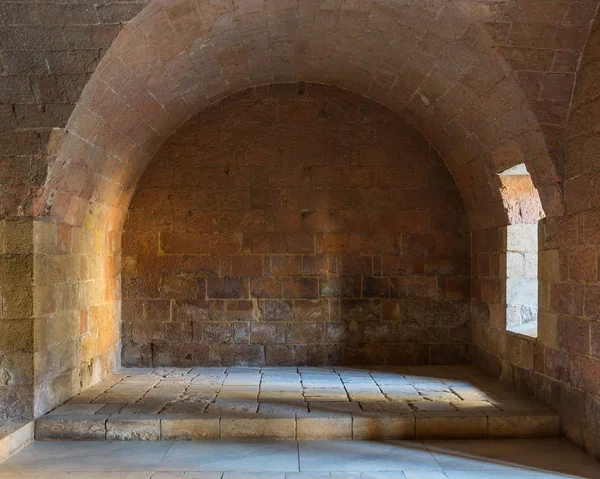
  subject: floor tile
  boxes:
[182,473,224,479]
[158,441,299,472]
[425,439,600,475]
[0,473,155,479]
[0,441,172,472]
[299,441,439,471]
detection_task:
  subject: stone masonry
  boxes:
[121,84,471,367]
[1,0,600,465]
[36,365,559,441]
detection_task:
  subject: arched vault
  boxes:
[40,0,562,231]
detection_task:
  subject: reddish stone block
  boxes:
[165,321,192,342]
[362,277,391,298]
[263,300,293,321]
[203,323,233,344]
[210,344,265,366]
[292,300,330,321]
[265,344,294,365]
[588,317,600,361]
[569,247,597,282]
[303,255,329,276]
[578,357,600,398]
[320,277,361,298]
[551,282,574,315]
[440,277,471,300]
[306,344,342,366]
[161,233,201,254]
[403,233,436,255]
[173,300,212,322]
[558,314,590,356]
[268,255,302,276]
[289,100,321,120]
[251,323,286,344]
[397,276,438,298]
[286,322,325,344]
[540,73,575,102]
[336,255,373,275]
[207,277,243,299]
[340,299,381,322]
[250,277,282,298]
[282,278,318,299]
[222,300,255,321]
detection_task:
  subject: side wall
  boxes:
[32,221,120,416]
[122,84,472,367]
[1,219,120,418]
[0,221,34,419]
[473,17,600,461]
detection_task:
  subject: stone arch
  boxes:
[2,0,570,419]
[38,0,561,233]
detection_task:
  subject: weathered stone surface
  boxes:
[35,415,107,441]
[296,412,352,440]
[161,414,220,440]
[487,411,559,438]
[415,412,488,439]
[352,413,415,440]
[121,86,471,368]
[0,0,600,462]
[221,413,295,440]
[106,414,160,441]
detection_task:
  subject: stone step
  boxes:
[0,420,34,462]
[34,409,559,441]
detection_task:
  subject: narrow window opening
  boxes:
[499,164,545,338]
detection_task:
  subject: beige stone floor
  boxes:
[35,366,559,441]
[1,438,600,478]
[56,365,545,415]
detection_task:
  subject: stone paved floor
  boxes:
[36,366,560,441]
[55,365,545,416]
[1,438,600,478]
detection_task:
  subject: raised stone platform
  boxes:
[35,366,559,441]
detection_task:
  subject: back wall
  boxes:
[121,83,471,367]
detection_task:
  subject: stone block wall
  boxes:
[472,18,600,461]
[0,221,34,419]
[0,219,120,419]
[121,84,472,367]
[32,221,120,416]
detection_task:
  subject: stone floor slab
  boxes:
[299,441,438,471]
[2,439,600,477]
[158,441,299,472]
